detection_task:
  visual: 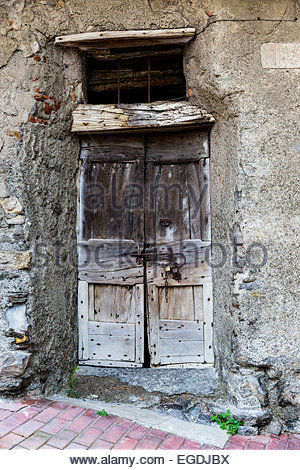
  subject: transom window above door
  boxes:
[55,28,195,104]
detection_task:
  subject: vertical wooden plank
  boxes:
[200,158,211,241]
[194,285,204,322]
[78,280,89,360]
[203,282,214,363]
[88,283,94,321]
[135,284,144,364]
[187,161,201,239]
[79,157,87,241]
[147,284,160,366]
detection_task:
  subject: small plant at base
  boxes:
[66,365,79,398]
[97,409,108,417]
[210,409,243,435]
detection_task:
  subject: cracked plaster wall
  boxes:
[0,0,298,431]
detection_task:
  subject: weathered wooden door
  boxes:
[78,131,213,367]
[144,133,213,367]
[78,135,145,367]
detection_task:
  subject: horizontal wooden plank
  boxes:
[159,323,203,341]
[159,319,203,330]
[79,269,144,285]
[149,276,212,287]
[160,339,204,357]
[159,357,205,366]
[146,131,208,161]
[88,321,135,336]
[87,47,183,61]
[89,334,135,361]
[80,360,142,367]
[78,240,144,282]
[159,329,203,341]
[55,28,196,50]
[72,102,215,134]
[80,133,144,157]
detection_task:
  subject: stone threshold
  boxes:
[49,394,229,448]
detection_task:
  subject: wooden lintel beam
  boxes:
[55,28,196,50]
[72,101,215,134]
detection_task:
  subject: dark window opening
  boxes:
[87,46,186,104]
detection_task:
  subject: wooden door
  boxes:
[77,131,213,368]
[144,132,213,367]
[78,135,145,367]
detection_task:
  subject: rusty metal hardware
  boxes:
[164,265,169,303]
[159,218,171,227]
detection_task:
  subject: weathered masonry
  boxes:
[0,0,299,434]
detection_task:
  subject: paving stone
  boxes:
[19,406,40,420]
[58,406,85,421]
[0,411,31,437]
[181,439,203,450]
[124,424,149,440]
[0,432,24,449]
[149,428,168,439]
[225,441,245,449]
[202,444,222,449]
[0,400,26,412]
[74,426,103,446]
[67,415,96,433]
[0,409,13,420]
[114,437,139,449]
[229,435,249,447]
[49,402,70,411]
[39,444,57,449]
[92,415,117,433]
[160,434,185,450]
[66,442,89,450]
[82,409,99,419]
[14,419,44,437]
[245,440,266,450]
[47,430,78,449]
[89,438,113,449]
[249,435,271,445]
[35,407,61,423]
[136,432,162,450]
[20,431,51,449]
[266,436,288,450]
[286,436,300,450]
[40,417,69,435]
[100,418,134,443]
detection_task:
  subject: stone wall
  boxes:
[0,0,298,431]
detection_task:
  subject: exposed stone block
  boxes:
[0,37,17,68]
[0,181,10,198]
[208,402,272,427]
[0,377,23,392]
[0,251,31,269]
[265,419,282,435]
[0,197,23,215]
[6,216,25,225]
[261,43,300,69]
[4,304,30,334]
[0,351,31,377]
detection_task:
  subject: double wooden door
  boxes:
[78,130,213,368]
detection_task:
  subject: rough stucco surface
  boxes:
[0,0,299,431]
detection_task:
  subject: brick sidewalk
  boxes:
[0,397,299,450]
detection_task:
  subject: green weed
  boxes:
[210,409,243,435]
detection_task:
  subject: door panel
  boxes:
[78,134,145,367]
[145,133,212,367]
[78,131,213,368]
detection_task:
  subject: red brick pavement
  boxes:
[0,397,299,450]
